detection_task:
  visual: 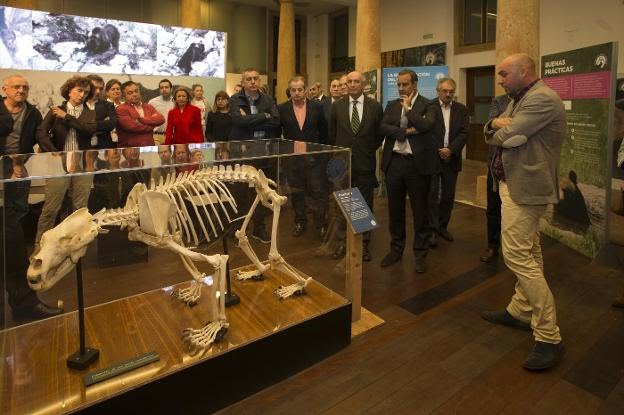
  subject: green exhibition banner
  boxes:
[540,42,618,257]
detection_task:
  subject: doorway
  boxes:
[465,66,495,162]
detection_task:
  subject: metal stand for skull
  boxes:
[66,259,99,370]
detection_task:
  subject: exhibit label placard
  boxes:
[333,188,378,234]
[541,42,618,257]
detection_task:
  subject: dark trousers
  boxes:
[289,156,328,229]
[428,162,459,232]
[336,174,376,247]
[386,153,430,258]
[486,168,501,249]
[1,181,39,313]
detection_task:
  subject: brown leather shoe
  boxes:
[480,247,498,263]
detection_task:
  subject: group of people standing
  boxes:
[1,52,569,371]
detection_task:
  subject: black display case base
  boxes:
[80,302,351,414]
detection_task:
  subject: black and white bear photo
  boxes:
[157,27,224,77]
[31,12,157,74]
[0,6,33,70]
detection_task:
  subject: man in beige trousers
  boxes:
[482,53,566,371]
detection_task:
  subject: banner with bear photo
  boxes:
[540,42,618,258]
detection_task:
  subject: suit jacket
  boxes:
[229,92,280,140]
[432,100,470,172]
[380,95,439,175]
[329,95,383,177]
[37,102,97,151]
[484,80,566,205]
[165,104,204,144]
[278,99,327,144]
[93,100,117,149]
[116,102,165,147]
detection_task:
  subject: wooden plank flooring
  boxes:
[216,200,624,415]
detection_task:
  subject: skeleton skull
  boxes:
[27,208,100,291]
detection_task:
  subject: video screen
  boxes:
[0,6,225,77]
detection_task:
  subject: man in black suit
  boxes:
[480,93,511,262]
[279,76,328,237]
[427,77,470,246]
[380,69,439,273]
[329,71,383,261]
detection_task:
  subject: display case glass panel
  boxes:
[1,139,353,414]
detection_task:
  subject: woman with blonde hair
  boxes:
[165,86,204,144]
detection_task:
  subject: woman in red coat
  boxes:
[165,86,204,144]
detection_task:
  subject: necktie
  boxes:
[351,101,360,134]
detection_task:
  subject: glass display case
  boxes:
[1,139,354,414]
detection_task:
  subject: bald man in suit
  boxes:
[329,71,383,261]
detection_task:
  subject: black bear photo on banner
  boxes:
[540,42,619,258]
[0,5,226,120]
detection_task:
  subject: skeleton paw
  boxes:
[236,269,264,281]
[173,281,202,306]
[182,320,229,355]
[274,283,307,299]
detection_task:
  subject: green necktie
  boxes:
[351,101,360,134]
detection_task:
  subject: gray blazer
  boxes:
[484,80,566,205]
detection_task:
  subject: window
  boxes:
[455,0,497,53]
[330,11,350,73]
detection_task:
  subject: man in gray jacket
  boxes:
[481,53,566,371]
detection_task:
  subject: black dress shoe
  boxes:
[480,247,498,263]
[362,247,372,262]
[292,223,306,237]
[12,302,63,320]
[481,309,531,331]
[415,257,426,273]
[523,341,566,371]
[252,227,271,244]
[381,251,402,267]
[438,229,454,242]
[332,244,346,260]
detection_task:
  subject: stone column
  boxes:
[179,0,202,29]
[355,0,380,73]
[6,0,37,8]
[495,0,540,95]
[276,0,296,104]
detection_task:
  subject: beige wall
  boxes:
[3,0,270,75]
[541,0,624,73]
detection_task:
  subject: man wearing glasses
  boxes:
[427,78,469,247]
[0,75,63,321]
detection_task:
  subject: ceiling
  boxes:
[229,0,355,16]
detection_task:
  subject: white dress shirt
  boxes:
[393,93,418,155]
[349,93,365,126]
[439,99,452,147]
[148,95,174,133]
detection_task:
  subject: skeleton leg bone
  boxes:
[234,195,269,280]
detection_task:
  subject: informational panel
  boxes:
[541,42,618,258]
[0,5,225,77]
[381,66,448,109]
[333,188,378,234]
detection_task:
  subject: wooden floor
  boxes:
[215,199,624,415]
